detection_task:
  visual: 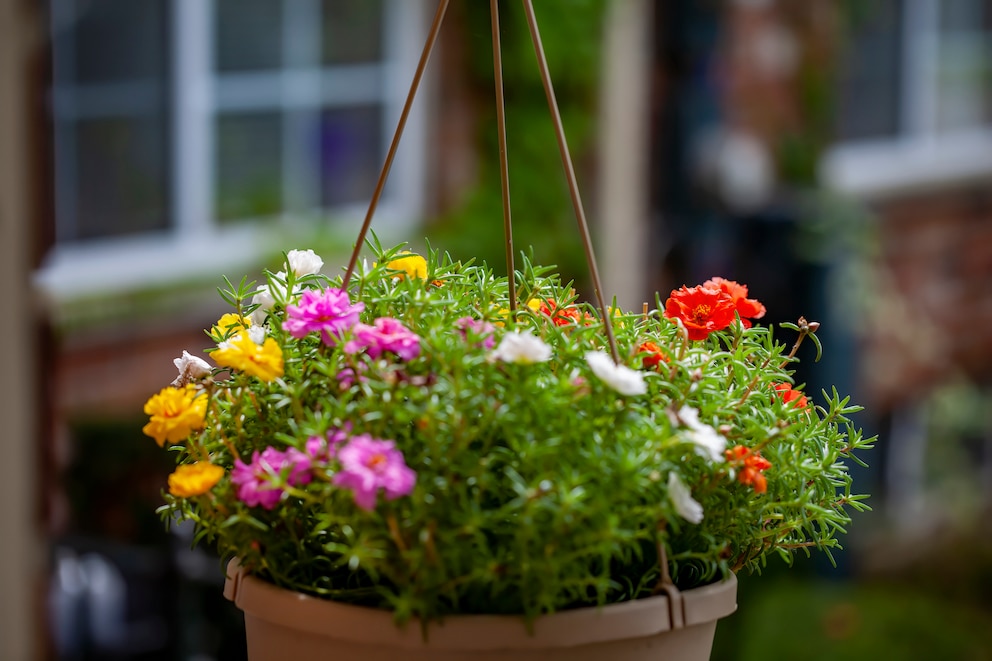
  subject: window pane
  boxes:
[69,0,168,84]
[216,113,284,222]
[215,0,284,72]
[936,0,992,131]
[321,0,384,65]
[320,106,382,207]
[73,116,170,240]
[835,1,903,140]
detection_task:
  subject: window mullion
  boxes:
[282,0,322,219]
[378,0,427,228]
[901,0,940,139]
[172,0,214,238]
[50,0,78,243]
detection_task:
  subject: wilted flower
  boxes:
[171,350,212,387]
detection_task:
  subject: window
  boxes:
[39,0,428,299]
[823,0,992,197]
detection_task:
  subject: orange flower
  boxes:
[664,285,736,341]
[703,277,766,328]
[774,383,808,409]
[168,462,225,498]
[143,385,207,447]
[725,445,772,494]
[637,341,668,370]
[539,300,592,327]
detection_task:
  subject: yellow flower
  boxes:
[212,331,284,382]
[168,462,225,498]
[212,313,250,341]
[386,253,428,279]
[143,385,207,447]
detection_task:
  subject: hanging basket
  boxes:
[219,2,739,659]
[223,560,738,661]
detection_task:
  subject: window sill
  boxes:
[33,206,414,329]
[819,128,992,201]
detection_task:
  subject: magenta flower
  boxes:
[333,435,416,511]
[283,288,364,345]
[345,317,421,361]
[305,426,351,463]
[336,364,368,389]
[230,447,313,510]
[455,316,496,350]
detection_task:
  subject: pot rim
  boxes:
[223,559,738,651]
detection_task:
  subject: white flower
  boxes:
[171,350,212,387]
[249,270,299,325]
[491,331,551,364]
[677,405,727,463]
[249,284,276,326]
[585,351,647,396]
[668,472,704,524]
[247,326,268,345]
[287,249,323,277]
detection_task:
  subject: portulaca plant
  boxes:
[144,242,872,623]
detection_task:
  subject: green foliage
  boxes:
[154,241,872,625]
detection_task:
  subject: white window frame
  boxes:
[36,0,429,302]
[820,0,992,199]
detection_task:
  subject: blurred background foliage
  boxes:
[427,0,606,287]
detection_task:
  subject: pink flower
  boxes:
[455,316,496,350]
[345,317,421,361]
[230,447,313,510]
[283,288,364,345]
[305,426,351,463]
[336,365,368,389]
[333,435,416,511]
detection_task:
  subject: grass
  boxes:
[711,564,992,661]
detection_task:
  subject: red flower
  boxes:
[637,341,668,370]
[774,383,808,410]
[664,285,737,341]
[539,300,590,327]
[725,445,772,494]
[703,277,766,328]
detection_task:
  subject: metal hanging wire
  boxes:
[343,0,620,363]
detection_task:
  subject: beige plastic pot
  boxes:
[223,559,738,661]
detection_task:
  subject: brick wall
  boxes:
[861,184,992,408]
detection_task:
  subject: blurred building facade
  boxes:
[5,0,992,659]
